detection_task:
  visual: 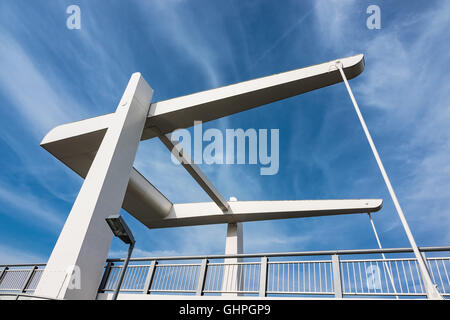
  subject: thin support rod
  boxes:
[336,63,442,299]
[367,213,398,299]
[112,242,135,300]
[158,131,230,212]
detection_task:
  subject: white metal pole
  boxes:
[367,213,398,299]
[336,63,442,299]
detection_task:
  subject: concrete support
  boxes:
[222,221,243,296]
[34,73,153,299]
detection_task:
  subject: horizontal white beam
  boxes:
[41,54,364,156]
[145,54,364,136]
[39,54,366,225]
[137,199,383,229]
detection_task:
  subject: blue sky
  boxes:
[0,0,449,264]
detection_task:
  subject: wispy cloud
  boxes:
[249,6,316,70]
[313,0,450,241]
[0,244,47,265]
[1,0,449,265]
[0,182,64,231]
[0,32,78,138]
[313,0,358,50]
[137,0,224,88]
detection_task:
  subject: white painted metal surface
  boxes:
[34,55,388,300]
[222,222,243,296]
[143,199,383,228]
[90,246,450,299]
[158,132,229,212]
[39,54,365,225]
[34,73,153,299]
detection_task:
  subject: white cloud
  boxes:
[314,0,358,49]
[138,0,223,88]
[315,1,450,240]
[0,33,80,138]
[0,244,46,265]
[0,182,64,231]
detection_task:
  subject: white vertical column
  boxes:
[222,197,243,296]
[35,73,153,300]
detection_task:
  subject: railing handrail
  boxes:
[0,263,46,268]
[105,246,450,263]
[1,246,449,267]
[1,246,449,299]
[0,293,56,300]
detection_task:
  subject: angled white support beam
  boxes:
[139,199,383,229]
[158,131,230,212]
[144,53,364,136]
[124,169,172,220]
[35,73,153,300]
[39,54,365,227]
[41,54,364,158]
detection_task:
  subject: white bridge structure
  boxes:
[0,54,448,300]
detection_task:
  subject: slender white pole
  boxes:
[336,63,442,299]
[367,213,398,299]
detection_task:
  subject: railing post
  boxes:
[196,259,208,296]
[21,266,37,293]
[332,255,343,299]
[420,251,430,271]
[98,262,114,293]
[143,261,157,294]
[259,257,268,297]
[0,266,8,286]
[420,251,439,292]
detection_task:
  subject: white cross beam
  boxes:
[35,54,381,300]
[40,54,368,223]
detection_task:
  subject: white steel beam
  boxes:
[39,54,365,224]
[42,54,364,154]
[34,73,153,300]
[145,54,364,136]
[158,131,230,212]
[138,199,383,229]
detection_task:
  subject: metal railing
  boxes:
[0,264,45,295]
[98,246,450,298]
[1,247,449,299]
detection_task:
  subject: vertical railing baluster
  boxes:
[319,262,322,293]
[394,261,403,294]
[302,263,305,292]
[408,260,417,294]
[442,259,450,291]
[401,261,409,293]
[433,259,444,292]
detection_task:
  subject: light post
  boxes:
[105,214,135,300]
